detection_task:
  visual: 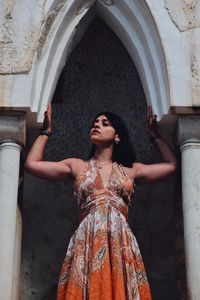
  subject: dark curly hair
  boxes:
[89,112,136,167]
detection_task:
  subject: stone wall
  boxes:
[21,17,181,300]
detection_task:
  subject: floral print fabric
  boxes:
[57,158,151,300]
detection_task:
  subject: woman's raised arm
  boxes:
[25,104,81,181]
[131,106,177,183]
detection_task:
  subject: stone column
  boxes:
[178,116,200,299]
[0,114,25,300]
[13,207,22,300]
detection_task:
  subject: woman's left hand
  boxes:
[147,105,158,138]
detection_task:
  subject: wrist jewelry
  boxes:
[40,129,52,137]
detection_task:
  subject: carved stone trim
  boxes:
[0,139,23,148]
[99,0,115,6]
[0,0,43,74]
[77,0,97,14]
[180,138,200,152]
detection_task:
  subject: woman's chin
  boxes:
[90,137,101,145]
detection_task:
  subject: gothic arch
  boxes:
[29,0,96,121]
[96,1,169,120]
[31,0,169,122]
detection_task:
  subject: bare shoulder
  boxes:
[61,157,89,177]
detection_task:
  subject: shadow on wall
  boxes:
[22,17,183,300]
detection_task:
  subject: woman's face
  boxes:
[90,115,119,146]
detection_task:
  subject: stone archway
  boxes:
[29,0,169,122]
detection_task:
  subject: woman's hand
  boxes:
[147,105,159,138]
[42,103,52,132]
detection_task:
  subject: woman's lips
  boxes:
[91,129,100,135]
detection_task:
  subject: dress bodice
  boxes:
[74,157,135,208]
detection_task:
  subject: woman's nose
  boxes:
[94,123,100,129]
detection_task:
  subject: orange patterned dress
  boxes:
[57,157,151,300]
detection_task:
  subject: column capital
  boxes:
[0,112,26,146]
[0,141,22,151]
[177,116,200,146]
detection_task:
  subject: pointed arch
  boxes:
[30,0,169,122]
[97,0,170,119]
[30,0,96,121]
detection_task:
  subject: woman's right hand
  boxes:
[42,103,52,132]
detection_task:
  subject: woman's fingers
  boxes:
[44,103,52,122]
[47,103,52,115]
[42,103,52,131]
[149,106,154,117]
[44,104,51,115]
[148,105,154,120]
[147,105,158,134]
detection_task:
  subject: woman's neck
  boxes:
[94,146,113,163]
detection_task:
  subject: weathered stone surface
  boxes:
[37,1,96,61]
[0,0,96,113]
[2,0,200,117]
[165,0,200,31]
[0,0,44,74]
[189,44,200,106]
[37,3,64,60]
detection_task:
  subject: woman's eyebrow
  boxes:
[94,117,110,124]
[95,117,108,122]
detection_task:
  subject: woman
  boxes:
[25,104,177,300]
